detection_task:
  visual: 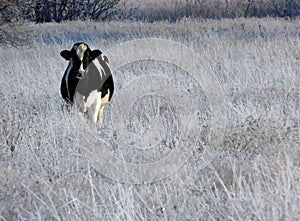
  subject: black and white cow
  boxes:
[60,42,114,124]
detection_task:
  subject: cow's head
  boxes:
[60,42,102,79]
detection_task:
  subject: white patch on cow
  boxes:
[65,58,73,98]
[85,90,102,124]
[74,44,88,61]
[78,63,85,75]
[93,58,105,79]
[75,90,102,124]
[98,89,110,124]
[85,90,98,108]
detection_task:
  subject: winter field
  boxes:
[0,18,299,220]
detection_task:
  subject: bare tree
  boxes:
[0,0,28,47]
[85,0,121,20]
[20,0,121,23]
[284,0,291,17]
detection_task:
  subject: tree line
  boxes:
[0,0,120,23]
[0,0,299,24]
[0,0,121,45]
[124,0,300,22]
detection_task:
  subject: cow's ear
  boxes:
[60,50,71,60]
[90,49,102,60]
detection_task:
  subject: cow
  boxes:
[60,42,114,124]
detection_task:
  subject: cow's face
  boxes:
[60,42,102,79]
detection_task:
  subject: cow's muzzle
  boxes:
[76,70,86,79]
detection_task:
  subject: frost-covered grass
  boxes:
[0,18,299,220]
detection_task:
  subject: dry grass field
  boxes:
[0,18,299,220]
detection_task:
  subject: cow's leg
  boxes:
[93,92,102,124]
[85,90,102,124]
[97,90,110,124]
[74,92,86,113]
